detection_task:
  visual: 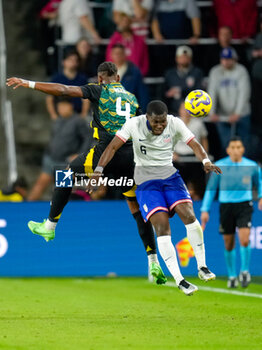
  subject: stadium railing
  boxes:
[0,0,17,185]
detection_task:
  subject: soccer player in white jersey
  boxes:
[89,100,222,296]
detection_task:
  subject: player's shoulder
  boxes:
[167,114,184,126]
[132,114,146,123]
[82,82,101,89]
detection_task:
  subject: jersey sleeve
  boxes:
[116,119,134,142]
[174,117,195,144]
[80,84,102,102]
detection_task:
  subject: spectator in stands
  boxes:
[203,26,248,76]
[164,46,203,114]
[75,38,99,79]
[106,13,149,76]
[151,0,201,43]
[113,0,153,38]
[208,47,251,154]
[110,43,149,112]
[173,101,208,198]
[39,0,61,20]
[213,0,258,40]
[0,177,28,202]
[38,0,62,75]
[250,19,262,160]
[58,0,101,45]
[46,51,89,120]
[27,97,94,201]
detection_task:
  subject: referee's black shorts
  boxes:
[69,141,136,198]
[219,201,253,235]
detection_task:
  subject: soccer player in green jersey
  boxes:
[7,62,166,284]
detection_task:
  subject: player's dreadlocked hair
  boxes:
[147,100,168,116]
[97,62,118,77]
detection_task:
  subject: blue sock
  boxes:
[224,249,237,278]
[240,245,251,272]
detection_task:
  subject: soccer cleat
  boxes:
[150,262,167,285]
[28,220,55,242]
[227,277,239,288]
[178,279,198,296]
[239,271,251,288]
[198,266,216,282]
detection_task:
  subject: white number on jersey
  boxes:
[116,97,130,121]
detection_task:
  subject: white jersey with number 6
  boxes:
[116,114,195,184]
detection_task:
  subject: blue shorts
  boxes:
[135,171,192,222]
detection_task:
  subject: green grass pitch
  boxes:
[0,277,261,350]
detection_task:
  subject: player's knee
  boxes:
[184,213,196,225]
[153,222,170,237]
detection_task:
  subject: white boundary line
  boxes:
[166,282,262,299]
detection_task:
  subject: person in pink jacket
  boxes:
[106,13,149,76]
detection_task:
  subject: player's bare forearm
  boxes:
[188,138,207,161]
[97,136,125,170]
[6,77,83,97]
[87,136,125,193]
[188,138,222,174]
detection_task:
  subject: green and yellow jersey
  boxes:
[80,82,141,143]
[0,190,24,202]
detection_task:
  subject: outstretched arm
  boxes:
[6,77,83,97]
[87,136,125,193]
[188,138,222,174]
[96,136,125,172]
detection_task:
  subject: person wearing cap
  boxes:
[208,47,251,155]
[250,18,262,158]
[164,45,203,114]
[203,26,248,76]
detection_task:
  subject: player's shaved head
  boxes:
[97,62,118,77]
[146,100,168,117]
[97,62,119,84]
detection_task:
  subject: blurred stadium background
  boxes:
[0,1,262,349]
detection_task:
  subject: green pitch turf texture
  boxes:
[0,278,261,350]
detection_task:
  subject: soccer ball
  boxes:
[185,90,212,118]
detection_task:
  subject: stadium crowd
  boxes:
[4,0,262,202]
